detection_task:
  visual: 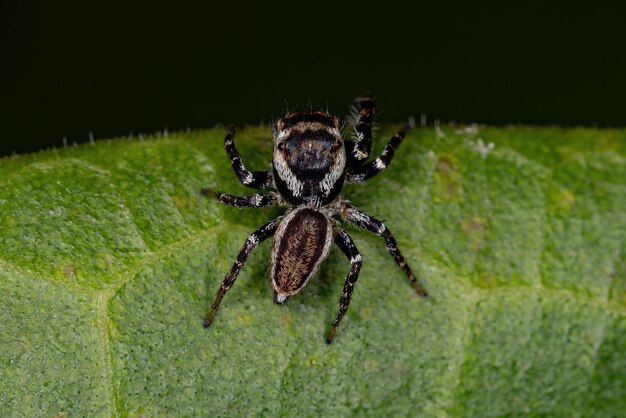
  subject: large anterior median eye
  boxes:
[277,142,285,151]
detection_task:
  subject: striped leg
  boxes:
[201,190,281,208]
[345,120,414,183]
[224,127,274,189]
[344,205,427,297]
[203,219,278,328]
[347,96,376,166]
[326,227,362,344]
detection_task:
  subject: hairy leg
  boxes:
[346,96,376,166]
[343,204,427,296]
[326,227,362,344]
[346,119,413,182]
[201,189,281,208]
[203,219,278,328]
[224,127,274,189]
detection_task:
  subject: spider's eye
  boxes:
[277,142,285,151]
[334,140,342,149]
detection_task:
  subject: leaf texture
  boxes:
[1,126,625,417]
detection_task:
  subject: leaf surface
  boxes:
[1,126,625,416]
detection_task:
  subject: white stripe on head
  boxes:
[273,149,304,197]
[320,143,346,196]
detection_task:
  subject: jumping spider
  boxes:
[201,96,427,343]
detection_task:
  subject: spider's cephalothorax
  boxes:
[201,96,427,344]
[272,111,346,206]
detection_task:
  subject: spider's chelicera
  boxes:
[201,96,427,343]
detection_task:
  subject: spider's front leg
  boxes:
[347,96,376,166]
[224,127,274,189]
[201,190,281,208]
[343,205,427,297]
[203,219,278,328]
[326,227,362,344]
[346,119,414,183]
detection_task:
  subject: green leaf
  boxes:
[1,126,625,416]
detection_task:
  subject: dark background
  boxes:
[1,1,625,156]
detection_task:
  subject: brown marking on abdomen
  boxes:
[271,208,332,298]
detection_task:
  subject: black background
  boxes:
[1,1,625,156]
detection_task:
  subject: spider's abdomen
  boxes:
[270,207,333,304]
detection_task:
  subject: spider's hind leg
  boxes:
[326,227,362,344]
[203,219,278,328]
